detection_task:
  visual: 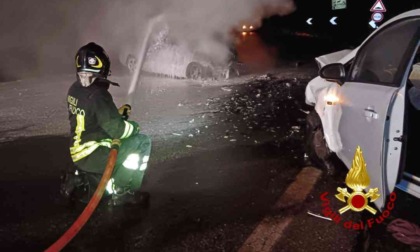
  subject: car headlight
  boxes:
[324,93,340,105]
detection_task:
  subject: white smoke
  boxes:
[0,0,295,81]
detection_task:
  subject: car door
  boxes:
[336,17,420,210]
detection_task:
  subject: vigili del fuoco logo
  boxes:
[319,146,397,230]
[335,146,380,215]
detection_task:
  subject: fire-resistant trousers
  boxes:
[74,133,152,191]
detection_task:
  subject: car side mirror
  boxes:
[319,63,346,86]
[409,64,420,89]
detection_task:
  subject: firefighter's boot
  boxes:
[108,190,150,208]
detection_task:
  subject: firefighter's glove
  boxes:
[128,120,140,135]
[118,104,132,121]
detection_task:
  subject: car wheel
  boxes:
[126,54,137,73]
[186,62,204,80]
[305,110,332,172]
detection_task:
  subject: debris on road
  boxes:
[221,87,232,92]
[256,73,273,81]
[307,211,332,221]
[299,109,309,114]
[291,126,301,132]
[172,133,182,136]
[193,110,220,115]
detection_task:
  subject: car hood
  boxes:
[315,49,352,69]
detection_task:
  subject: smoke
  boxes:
[0,0,295,81]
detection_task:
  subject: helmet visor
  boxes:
[78,72,97,87]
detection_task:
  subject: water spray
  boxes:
[127,14,165,106]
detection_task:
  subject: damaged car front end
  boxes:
[305,9,420,212]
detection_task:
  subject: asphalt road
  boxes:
[0,67,417,251]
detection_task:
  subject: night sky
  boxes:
[260,0,420,53]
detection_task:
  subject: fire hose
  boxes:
[45,139,120,252]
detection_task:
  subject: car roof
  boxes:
[363,9,420,44]
[338,9,420,64]
[314,9,420,66]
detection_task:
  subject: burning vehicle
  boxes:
[305,9,420,210]
[121,26,244,80]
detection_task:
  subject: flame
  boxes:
[345,146,370,192]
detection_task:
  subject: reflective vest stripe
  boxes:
[126,122,134,137]
[70,139,112,162]
[73,114,85,147]
[121,121,133,139]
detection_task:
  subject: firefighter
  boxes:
[61,42,151,206]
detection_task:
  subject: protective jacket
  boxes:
[67,78,137,162]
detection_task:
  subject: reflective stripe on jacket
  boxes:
[67,79,138,162]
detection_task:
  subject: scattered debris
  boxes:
[193,110,220,115]
[221,87,232,92]
[291,126,301,132]
[186,145,192,148]
[172,133,182,136]
[299,109,310,114]
[307,211,332,221]
[230,139,237,142]
[256,74,273,81]
[188,134,194,137]
[189,119,195,123]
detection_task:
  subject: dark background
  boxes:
[259,0,420,60]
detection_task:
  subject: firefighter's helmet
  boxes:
[75,42,110,78]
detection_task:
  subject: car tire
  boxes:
[305,110,333,172]
[186,62,204,80]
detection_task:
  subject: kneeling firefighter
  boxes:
[61,42,151,206]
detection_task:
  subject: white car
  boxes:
[305,9,420,210]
